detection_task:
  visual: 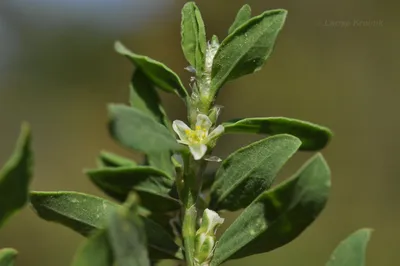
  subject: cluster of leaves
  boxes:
[0,2,373,266]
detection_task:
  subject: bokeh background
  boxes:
[0,0,398,265]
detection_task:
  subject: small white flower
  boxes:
[172,114,224,160]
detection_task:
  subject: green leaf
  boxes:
[211,154,331,265]
[30,191,118,236]
[0,123,33,228]
[326,229,373,266]
[71,230,113,266]
[108,194,150,266]
[130,69,170,127]
[98,151,137,168]
[108,104,182,154]
[87,166,181,212]
[210,134,301,211]
[115,41,188,99]
[129,69,174,175]
[181,2,207,72]
[0,248,17,266]
[223,117,332,151]
[211,9,287,95]
[31,191,182,260]
[146,153,175,178]
[143,216,184,260]
[228,4,252,35]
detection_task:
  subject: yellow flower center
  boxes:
[185,126,208,144]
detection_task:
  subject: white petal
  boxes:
[196,114,212,131]
[207,125,225,142]
[204,155,222,162]
[185,65,196,73]
[202,208,225,234]
[189,144,207,160]
[172,120,190,142]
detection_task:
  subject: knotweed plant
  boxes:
[0,2,372,266]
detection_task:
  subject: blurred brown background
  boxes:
[0,0,398,265]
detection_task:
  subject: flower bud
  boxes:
[208,105,223,124]
[195,234,216,265]
[211,35,219,46]
[197,209,224,235]
[194,209,224,265]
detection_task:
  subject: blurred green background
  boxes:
[0,0,397,265]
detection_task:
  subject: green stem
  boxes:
[182,202,197,265]
[181,155,208,266]
[182,156,199,266]
[183,70,214,264]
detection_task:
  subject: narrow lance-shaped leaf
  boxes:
[108,194,150,266]
[0,249,17,266]
[211,154,331,265]
[211,9,287,95]
[86,166,181,212]
[129,70,175,176]
[181,2,207,72]
[223,117,333,151]
[0,123,33,228]
[228,4,252,34]
[97,151,137,168]
[108,104,182,154]
[71,230,113,266]
[30,191,183,260]
[210,134,301,211]
[326,229,373,266]
[115,41,188,99]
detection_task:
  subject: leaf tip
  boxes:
[0,248,18,261]
[107,103,122,115]
[310,153,331,177]
[29,191,40,197]
[356,227,374,236]
[325,127,334,138]
[1,248,18,255]
[20,121,31,134]
[28,191,44,213]
[16,122,32,148]
[278,133,302,148]
[82,168,94,175]
[242,4,252,12]
[313,152,327,163]
[114,41,130,56]
[273,8,288,17]
[182,1,195,8]
[262,9,288,26]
